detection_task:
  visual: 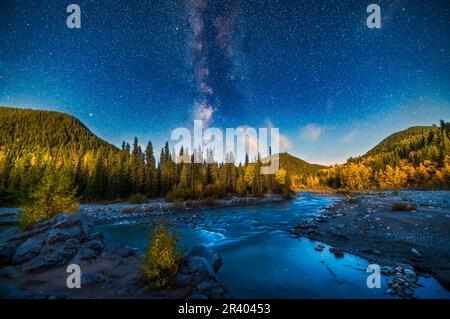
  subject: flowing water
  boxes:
[94,193,450,299]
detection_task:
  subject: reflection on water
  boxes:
[94,193,450,299]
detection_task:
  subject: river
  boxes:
[94,192,450,299]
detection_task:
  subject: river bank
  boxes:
[0,213,230,299]
[79,194,290,224]
[294,190,450,297]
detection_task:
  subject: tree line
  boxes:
[0,107,289,205]
[290,121,450,190]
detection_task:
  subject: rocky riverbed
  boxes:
[77,194,288,224]
[0,213,230,299]
[293,190,450,298]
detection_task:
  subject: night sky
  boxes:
[1,0,449,165]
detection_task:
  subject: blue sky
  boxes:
[1,0,449,165]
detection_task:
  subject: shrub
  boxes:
[145,205,158,212]
[129,193,148,204]
[19,169,79,229]
[165,185,193,202]
[141,221,183,288]
[392,202,417,212]
[336,189,356,196]
[122,206,144,214]
[173,199,184,210]
[200,197,218,207]
[185,200,200,209]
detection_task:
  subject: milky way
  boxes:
[186,0,242,125]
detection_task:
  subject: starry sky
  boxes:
[1,0,449,165]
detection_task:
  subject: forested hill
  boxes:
[0,106,118,155]
[318,121,450,190]
[364,125,449,166]
[277,153,326,175]
[0,106,315,205]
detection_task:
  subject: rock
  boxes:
[403,268,416,277]
[47,292,69,299]
[360,247,382,256]
[315,244,325,251]
[82,240,104,253]
[102,244,139,259]
[12,237,45,264]
[196,280,215,291]
[185,245,222,273]
[187,294,208,299]
[81,272,108,287]
[6,227,44,244]
[22,238,80,272]
[45,228,74,244]
[73,246,97,264]
[57,213,93,239]
[0,284,34,299]
[23,279,47,286]
[0,216,18,226]
[330,247,344,257]
[86,232,104,242]
[410,247,423,259]
[176,273,191,285]
[186,256,216,279]
[0,266,18,279]
[386,288,396,295]
[0,242,20,265]
[435,269,450,289]
[210,286,231,299]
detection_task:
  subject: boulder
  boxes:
[176,273,191,285]
[435,269,450,289]
[0,284,34,299]
[410,247,423,259]
[185,245,222,273]
[86,232,104,242]
[83,240,104,253]
[6,227,48,243]
[187,293,208,299]
[332,249,344,257]
[73,246,97,264]
[45,228,72,244]
[12,237,45,264]
[57,213,93,239]
[196,280,215,291]
[0,266,18,279]
[81,272,108,287]
[102,244,139,259]
[186,256,216,279]
[315,244,325,251]
[22,238,80,272]
[0,242,20,265]
[0,216,18,226]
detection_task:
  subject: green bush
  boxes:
[165,185,193,201]
[200,197,218,207]
[392,202,417,211]
[185,200,200,209]
[19,169,79,229]
[173,199,184,210]
[129,193,148,204]
[141,221,183,288]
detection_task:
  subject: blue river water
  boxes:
[94,193,450,299]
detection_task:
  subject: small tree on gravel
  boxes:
[142,221,183,288]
